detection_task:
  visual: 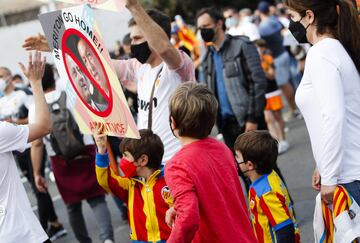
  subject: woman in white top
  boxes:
[284,0,360,204]
[0,52,52,242]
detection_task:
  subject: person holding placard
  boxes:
[23,0,196,164]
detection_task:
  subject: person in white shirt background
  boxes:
[0,51,51,243]
[0,67,32,124]
[0,65,67,241]
[285,0,360,204]
[223,7,261,42]
[223,7,241,35]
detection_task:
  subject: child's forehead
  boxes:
[235,150,243,157]
[123,151,135,160]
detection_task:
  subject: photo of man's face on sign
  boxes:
[62,29,112,117]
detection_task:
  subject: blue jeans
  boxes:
[341,181,360,205]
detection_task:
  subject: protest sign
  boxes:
[39,4,139,138]
[55,0,125,12]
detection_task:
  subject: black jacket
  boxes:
[201,34,267,127]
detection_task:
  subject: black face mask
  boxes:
[289,17,310,44]
[200,28,216,43]
[130,42,152,64]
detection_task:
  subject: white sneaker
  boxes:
[293,109,303,120]
[49,171,56,182]
[104,239,114,243]
[284,126,290,133]
[216,133,224,141]
[278,140,290,155]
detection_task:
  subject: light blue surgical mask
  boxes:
[225,17,238,29]
[14,83,25,89]
[0,78,7,93]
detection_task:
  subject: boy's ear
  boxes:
[247,160,256,170]
[170,116,177,130]
[138,154,149,167]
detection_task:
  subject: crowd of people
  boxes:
[0,0,359,242]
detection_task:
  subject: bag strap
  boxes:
[58,91,67,108]
[49,91,67,112]
[148,66,163,130]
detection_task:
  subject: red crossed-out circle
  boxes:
[62,28,113,117]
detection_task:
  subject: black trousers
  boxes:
[220,115,268,151]
[14,147,58,230]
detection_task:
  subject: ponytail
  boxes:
[336,0,360,73]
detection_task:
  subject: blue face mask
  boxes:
[225,17,238,29]
[0,78,8,93]
[14,83,25,89]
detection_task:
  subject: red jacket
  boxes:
[165,137,257,243]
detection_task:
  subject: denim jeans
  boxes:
[341,181,360,205]
[66,196,114,243]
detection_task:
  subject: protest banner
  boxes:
[39,4,139,138]
[55,0,125,12]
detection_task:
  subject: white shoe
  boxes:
[104,239,114,243]
[284,126,290,133]
[293,109,303,120]
[216,133,224,141]
[49,171,56,182]
[278,140,290,155]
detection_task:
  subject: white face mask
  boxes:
[0,79,7,93]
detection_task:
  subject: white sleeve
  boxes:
[24,94,34,110]
[309,55,345,186]
[28,104,35,124]
[171,51,196,82]
[0,122,29,153]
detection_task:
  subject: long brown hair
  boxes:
[284,0,360,73]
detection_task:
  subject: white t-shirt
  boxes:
[296,38,360,185]
[228,19,260,41]
[0,90,32,120]
[28,90,94,157]
[0,122,48,243]
[114,51,195,162]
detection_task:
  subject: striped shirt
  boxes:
[249,170,300,243]
[96,153,172,243]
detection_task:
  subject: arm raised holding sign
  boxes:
[22,1,195,87]
[22,33,50,52]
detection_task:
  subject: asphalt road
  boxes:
[26,118,317,243]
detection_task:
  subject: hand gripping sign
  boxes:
[39,4,139,138]
[55,0,125,12]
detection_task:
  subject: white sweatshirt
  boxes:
[296,38,360,186]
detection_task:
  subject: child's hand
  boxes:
[93,123,107,154]
[166,206,176,228]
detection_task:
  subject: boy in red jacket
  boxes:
[165,82,256,242]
